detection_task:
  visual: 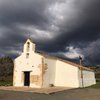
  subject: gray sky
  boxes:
[0,0,100,66]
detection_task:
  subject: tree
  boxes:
[0,57,14,77]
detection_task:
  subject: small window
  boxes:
[26,53,29,58]
[27,42,30,52]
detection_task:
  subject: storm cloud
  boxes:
[0,0,100,66]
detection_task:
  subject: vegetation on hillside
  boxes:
[0,57,14,86]
[89,66,100,82]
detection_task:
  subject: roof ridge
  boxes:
[36,51,93,71]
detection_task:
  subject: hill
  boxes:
[0,57,14,86]
[90,67,100,82]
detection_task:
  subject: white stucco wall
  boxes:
[14,52,43,87]
[54,60,79,87]
[43,58,56,87]
[78,69,96,87]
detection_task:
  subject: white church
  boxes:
[13,38,96,88]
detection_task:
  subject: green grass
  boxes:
[0,81,12,86]
[88,82,100,88]
[0,75,13,86]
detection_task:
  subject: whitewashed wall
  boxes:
[78,69,96,87]
[54,60,79,87]
[43,58,56,87]
[14,52,43,87]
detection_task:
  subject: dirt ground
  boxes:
[0,88,100,100]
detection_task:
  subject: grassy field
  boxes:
[88,82,100,88]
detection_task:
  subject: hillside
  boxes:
[0,57,14,86]
[90,67,100,82]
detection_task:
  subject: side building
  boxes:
[13,39,96,88]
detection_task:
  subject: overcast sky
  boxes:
[0,0,100,66]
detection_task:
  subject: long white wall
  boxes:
[54,60,79,87]
[78,69,96,87]
[43,58,56,87]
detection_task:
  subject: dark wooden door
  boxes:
[24,72,30,86]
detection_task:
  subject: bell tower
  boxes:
[23,38,36,53]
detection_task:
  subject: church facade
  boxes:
[13,39,96,88]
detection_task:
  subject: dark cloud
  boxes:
[0,0,100,66]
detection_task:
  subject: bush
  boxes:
[96,78,100,82]
[0,81,13,86]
